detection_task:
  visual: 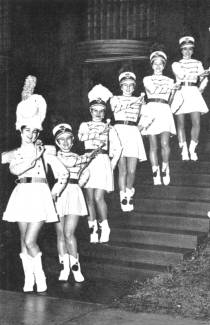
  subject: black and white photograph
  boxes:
[0,1,210,324]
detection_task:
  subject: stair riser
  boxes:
[127,186,210,202]
[138,175,210,187]
[137,175,210,187]
[118,199,210,216]
[110,216,209,233]
[111,229,198,249]
[80,262,160,282]
[138,161,210,174]
[79,245,184,266]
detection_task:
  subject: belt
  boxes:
[180,82,197,87]
[67,178,78,184]
[147,98,168,104]
[115,120,137,126]
[85,149,108,154]
[16,177,47,184]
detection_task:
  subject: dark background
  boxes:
[0,0,209,159]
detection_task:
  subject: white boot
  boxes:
[162,163,170,186]
[88,220,99,243]
[19,253,35,292]
[58,254,70,281]
[33,252,47,292]
[120,190,129,212]
[180,141,189,161]
[152,166,161,185]
[70,254,84,283]
[126,187,135,211]
[189,140,198,161]
[99,219,111,243]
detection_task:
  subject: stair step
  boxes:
[111,185,210,202]
[138,173,210,187]
[110,226,206,249]
[137,160,210,175]
[80,257,165,282]
[110,198,210,217]
[110,212,209,233]
[78,241,191,267]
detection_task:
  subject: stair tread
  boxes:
[79,240,192,255]
[110,195,210,205]
[111,224,207,236]
[111,210,209,220]
[81,255,167,271]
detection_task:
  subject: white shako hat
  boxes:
[150,51,167,64]
[88,84,113,109]
[16,75,47,131]
[118,71,136,84]
[16,94,47,131]
[179,36,195,49]
[52,123,73,139]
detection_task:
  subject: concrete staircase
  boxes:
[74,127,210,282]
[42,119,210,283]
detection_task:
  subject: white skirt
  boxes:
[174,86,208,115]
[3,183,58,223]
[141,102,176,136]
[114,124,147,161]
[84,153,114,192]
[56,183,88,217]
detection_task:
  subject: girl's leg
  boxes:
[24,221,44,257]
[85,188,96,222]
[189,112,200,161]
[149,135,161,185]
[64,215,84,282]
[64,215,80,258]
[85,188,98,243]
[118,157,127,192]
[176,114,189,160]
[118,157,129,211]
[160,132,170,185]
[160,132,170,163]
[95,189,110,243]
[126,157,138,189]
[18,222,28,254]
[55,218,69,281]
[55,218,66,256]
[23,221,46,292]
[18,222,34,292]
[126,157,138,211]
[94,189,107,222]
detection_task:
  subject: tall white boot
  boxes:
[33,252,47,292]
[70,254,84,283]
[162,162,170,186]
[58,254,70,281]
[88,220,99,243]
[126,187,135,212]
[19,253,35,292]
[120,190,129,212]
[152,166,161,185]
[189,140,198,161]
[179,141,189,161]
[99,219,111,243]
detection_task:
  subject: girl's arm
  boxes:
[198,62,209,93]
[109,127,122,171]
[45,153,69,199]
[9,145,44,176]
